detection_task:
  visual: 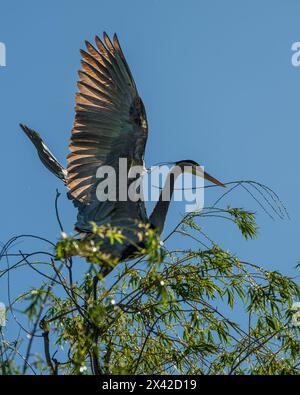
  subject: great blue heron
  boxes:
[20,32,224,265]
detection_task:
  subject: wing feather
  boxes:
[67,32,148,226]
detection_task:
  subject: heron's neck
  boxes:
[149,168,180,235]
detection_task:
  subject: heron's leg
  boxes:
[86,270,103,375]
[99,265,112,279]
[84,265,111,301]
[87,263,114,374]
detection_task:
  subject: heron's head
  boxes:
[174,159,225,187]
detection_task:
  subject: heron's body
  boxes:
[20,33,224,264]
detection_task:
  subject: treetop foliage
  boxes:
[0,183,299,375]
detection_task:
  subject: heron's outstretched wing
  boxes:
[67,33,148,230]
[20,124,66,182]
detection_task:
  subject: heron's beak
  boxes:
[194,166,225,187]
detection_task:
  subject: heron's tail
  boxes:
[20,124,67,183]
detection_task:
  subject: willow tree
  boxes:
[0,182,299,375]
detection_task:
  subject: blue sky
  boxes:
[0,0,300,354]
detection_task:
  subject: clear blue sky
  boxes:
[0,0,299,346]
